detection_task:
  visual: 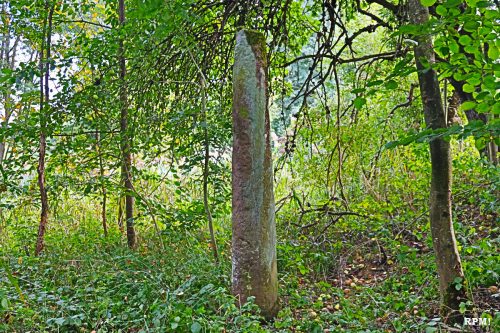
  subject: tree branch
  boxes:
[366,0,400,15]
[54,19,111,29]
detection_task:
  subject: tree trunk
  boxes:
[0,7,20,166]
[117,197,124,234]
[201,75,219,264]
[0,5,10,162]
[232,29,278,320]
[118,0,135,248]
[0,143,4,165]
[487,114,498,165]
[35,2,54,256]
[96,129,108,237]
[409,0,468,324]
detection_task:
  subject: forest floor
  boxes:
[0,204,498,333]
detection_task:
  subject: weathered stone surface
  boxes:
[231,29,278,319]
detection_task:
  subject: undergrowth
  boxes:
[0,154,498,332]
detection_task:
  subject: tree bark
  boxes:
[118,0,135,248]
[408,0,468,324]
[232,29,278,320]
[117,197,124,234]
[200,75,219,264]
[0,8,20,166]
[35,2,54,256]
[96,129,107,237]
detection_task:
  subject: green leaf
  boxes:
[464,45,478,54]
[487,44,499,60]
[1,298,8,309]
[385,80,398,90]
[444,0,462,7]
[463,20,479,32]
[466,76,481,86]
[458,35,472,46]
[191,322,202,333]
[492,102,500,115]
[474,91,489,101]
[385,140,399,149]
[460,101,476,111]
[436,5,447,15]
[353,97,366,110]
[476,102,489,113]
[438,46,450,56]
[483,75,497,89]
[463,84,475,93]
[449,41,459,53]
[476,1,492,8]
[0,68,13,75]
[399,24,419,34]
[475,137,486,150]
[479,26,492,36]
[484,9,499,19]
[420,0,436,6]
[367,79,384,87]
[54,317,66,326]
[311,324,323,333]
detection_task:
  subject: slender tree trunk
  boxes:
[409,0,468,324]
[117,197,124,234]
[0,143,4,165]
[487,114,498,165]
[96,129,108,237]
[200,75,219,264]
[0,10,20,165]
[0,102,7,164]
[35,2,54,256]
[118,0,135,248]
[100,166,108,237]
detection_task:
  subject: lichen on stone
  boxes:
[232,28,278,319]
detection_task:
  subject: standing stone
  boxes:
[232,29,278,319]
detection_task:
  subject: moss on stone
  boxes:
[243,29,265,49]
[238,105,249,119]
[242,29,267,65]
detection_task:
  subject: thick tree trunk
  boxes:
[118,0,135,248]
[35,3,54,256]
[409,0,468,324]
[232,29,278,319]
